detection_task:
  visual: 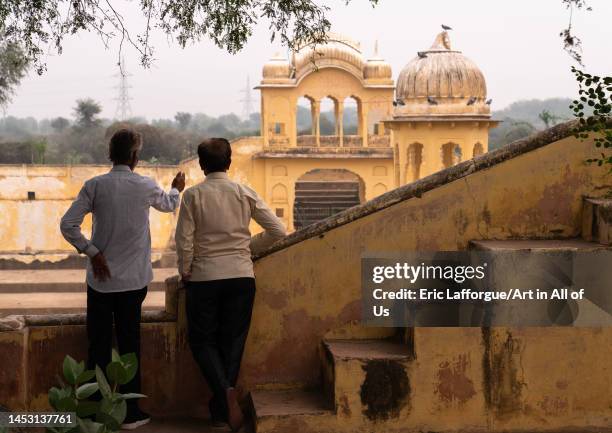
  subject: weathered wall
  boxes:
[241,127,612,430]
[0,164,180,254]
[1,124,611,430]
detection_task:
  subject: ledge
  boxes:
[254,147,393,159]
[253,119,590,261]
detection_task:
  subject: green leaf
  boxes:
[106,361,128,385]
[95,366,112,400]
[49,386,62,408]
[77,369,96,384]
[119,392,147,400]
[63,355,79,385]
[119,353,139,385]
[56,396,78,412]
[76,382,99,399]
[76,400,100,418]
[77,417,105,433]
[111,349,121,363]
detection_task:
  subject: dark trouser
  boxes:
[86,285,147,413]
[186,278,256,422]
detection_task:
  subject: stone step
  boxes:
[321,339,413,423]
[0,290,166,317]
[250,389,334,433]
[469,238,610,252]
[582,197,612,245]
[0,268,177,293]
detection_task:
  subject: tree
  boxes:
[50,117,70,133]
[0,0,377,74]
[538,110,562,129]
[0,37,28,107]
[73,98,102,129]
[174,112,192,129]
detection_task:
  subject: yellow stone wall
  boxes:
[0,164,179,253]
[387,120,493,183]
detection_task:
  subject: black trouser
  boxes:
[86,285,147,413]
[186,278,256,422]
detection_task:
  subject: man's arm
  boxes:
[149,172,185,212]
[60,181,111,281]
[60,181,99,258]
[175,192,196,281]
[248,190,287,255]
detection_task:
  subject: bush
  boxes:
[47,350,145,433]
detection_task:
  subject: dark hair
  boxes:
[197,138,232,173]
[109,128,142,163]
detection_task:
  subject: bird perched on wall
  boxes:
[417,51,428,59]
[486,99,493,105]
[393,99,405,107]
[427,96,439,105]
[467,96,477,106]
[441,24,453,30]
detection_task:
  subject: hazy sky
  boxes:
[5,0,612,120]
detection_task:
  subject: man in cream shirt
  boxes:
[175,138,286,432]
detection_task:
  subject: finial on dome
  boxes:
[374,40,379,57]
[430,31,452,50]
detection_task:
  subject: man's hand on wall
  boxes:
[91,252,111,282]
[172,172,186,192]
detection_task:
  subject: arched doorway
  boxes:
[293,169,365,230]
[441,142,462,168]
[296,96,315,146]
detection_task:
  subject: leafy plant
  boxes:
[570,67,612,168]
[47,350,145,433]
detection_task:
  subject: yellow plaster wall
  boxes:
[243,134,612,430]
[388,120,492,185]
[0,164,180,253]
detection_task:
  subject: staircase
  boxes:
[293,181,361,230]
[249,197,612,433]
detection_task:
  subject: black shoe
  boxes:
[121,409,151,430]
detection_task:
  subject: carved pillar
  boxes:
[358,101,369,147]
[335,99,344,147]
[312,100,321,147]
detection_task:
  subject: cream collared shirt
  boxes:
[175,171,286,281]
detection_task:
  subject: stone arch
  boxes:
[296,96,315,146]
[293,168,365,230]
[373,183,387,197]
[441,142,462,168]
[407,143,424,182]
[473,142,484,158]
[271,183,288,203]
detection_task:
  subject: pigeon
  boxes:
[394,99,405,106]
[417,51,428,59]
[486,99,493,105]
[442,24,453,31]
[467,96,477,106]
[427,96,439,105]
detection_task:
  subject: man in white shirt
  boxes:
[175,138,286,432]
[60,128,185,430]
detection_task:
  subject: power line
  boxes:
[239,75,253,121]
[113,57,133,121]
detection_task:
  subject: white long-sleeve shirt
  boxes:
[175,171,286,281]
[60,164,179,292]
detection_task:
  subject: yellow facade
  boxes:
[0,30,498,253]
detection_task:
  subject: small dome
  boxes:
[395,31,489,118]
[363,42,392,81]
[293,33,365,81]
[262,53,292,81]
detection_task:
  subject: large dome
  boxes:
[395,31,490,118]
